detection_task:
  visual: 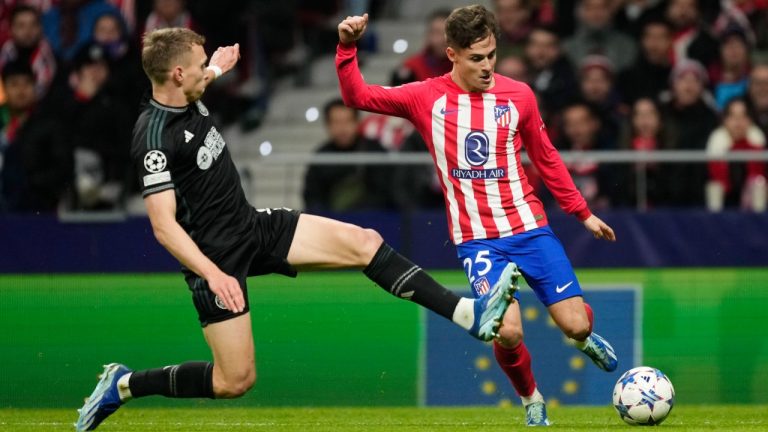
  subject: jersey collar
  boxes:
[150,98,188,113]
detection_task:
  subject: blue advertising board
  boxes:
[423,286,640,406]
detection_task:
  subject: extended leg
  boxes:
[286,214,514,340]
[548,297,617,372]
[75,314,255,431]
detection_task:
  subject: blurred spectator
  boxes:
[524,26,578,125]
[617,97,669,208]
[391,131,444,211]
[712,0,756,42]
[563,0,638,72]
[0,60,71,212]
[143,0,195,33]
[578,55,624,147]
[731,0,768,50]
[42,0,120,61]
[0,4,56,100]
[303,99,392,212]
[495,0,536,59]
[64,42,132,210]
[614,0,667,38]
[555,102,614,209]
[706,97,766,211]
[91,10,145,114]
[666,0,719,68]
[747,64,768,134]
[659,59,719,206]
[496,54,528,80]
[711,28,752,110]
[391,8,451,84]
[618,19,674,104]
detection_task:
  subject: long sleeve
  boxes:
[336,43,424,118]
[517,85,592,221]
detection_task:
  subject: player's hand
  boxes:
[338,13,369,44]
[209,43,240,76]
[206,271,245,313]
[582,214,616,242]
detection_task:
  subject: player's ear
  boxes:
[171,65,184,84]
[446,46,458,63]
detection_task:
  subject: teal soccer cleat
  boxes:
[75,363,131,431]
[580,332,618,372]
[468,262,521,341]
[525,401,551,426]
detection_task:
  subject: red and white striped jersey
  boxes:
[336,43,592,244]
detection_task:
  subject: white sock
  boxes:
[573,335,589,350]
[117,373,133,402]
[452,297,474,330]
[521,388,545,406]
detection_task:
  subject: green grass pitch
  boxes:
[1,406,766,431]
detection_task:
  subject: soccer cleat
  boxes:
[580,332,618,372]
[468,262,521,341]
[75,363,131,431]
[525,401,551,426]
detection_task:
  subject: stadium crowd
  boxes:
[0,0,765,214]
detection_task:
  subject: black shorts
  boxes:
[184,207,301,327]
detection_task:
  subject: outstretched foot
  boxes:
[468,262,521,341]
[525,401,551,426]
[579,332,618,372]
[75,363,131,431]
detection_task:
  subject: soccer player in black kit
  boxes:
[75,28,520,430]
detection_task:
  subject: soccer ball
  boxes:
[612,366,675,425]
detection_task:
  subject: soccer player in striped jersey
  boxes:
[336,5,618,426]
[75,27,517,431]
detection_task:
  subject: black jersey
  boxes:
[131,98,254,255]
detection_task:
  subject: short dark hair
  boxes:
[445,5,500,49]
[10,5,40,24]
[1,60,35,83]
[323,98,358,123]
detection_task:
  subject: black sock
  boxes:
[129,361,214,399]
[363,243,460,321]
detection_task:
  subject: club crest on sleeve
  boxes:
[495,104,511,128]
[196,100,209,116]
[144,150,167,173]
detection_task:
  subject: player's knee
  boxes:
[215,368,257,399]
[355,228,383,265]
[497,325,524,347]
[561,317,591,341]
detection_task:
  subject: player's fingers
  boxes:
[604,225,616,241]
[229,281,244,312]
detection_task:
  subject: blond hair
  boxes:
[142,28,206,84]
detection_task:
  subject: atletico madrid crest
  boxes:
[494,104,511,128]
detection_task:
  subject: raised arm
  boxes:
[517,86,616,241]
[144,189,246,312]
[336,14,424,117]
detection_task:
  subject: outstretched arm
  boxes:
[336,14,424,117]
[203,43,240,87]
[144,190,246,312]
[517,86,616,242]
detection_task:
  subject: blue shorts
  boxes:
[456,226,582,306]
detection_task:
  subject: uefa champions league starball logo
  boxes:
[144,150,167,173]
